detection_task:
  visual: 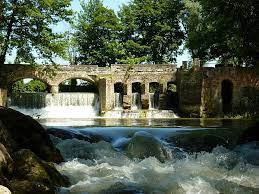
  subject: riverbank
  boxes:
[0,107,70,193]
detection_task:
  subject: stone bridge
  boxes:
[0,64,177,113]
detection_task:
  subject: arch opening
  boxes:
[166,82,178,109]
[149,82,160,110]
[114,82,124,94]
[221,79,233,114]
[149,82,160,93]
[59,78,98,93]
[7,78,100,119]
[114,82,124,109]
[132,82,142,110]
[8,78,50,109]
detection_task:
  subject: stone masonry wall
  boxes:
[176,68,203,117]
[177,66,259,118]
[201,67,259,118]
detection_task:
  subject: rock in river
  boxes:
[126,131,169,162]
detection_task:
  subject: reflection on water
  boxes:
[42,118,259,194]
[40,118,254,128]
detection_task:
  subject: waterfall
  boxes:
[149,93,159,110]
[131,93,141,110]
[9,92,99,119]
[114,93,123,110]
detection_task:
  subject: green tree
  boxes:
[182,0,209,63]
[12,79,48,93]
[74,0,124,66]
[183,0,258,66]
[0,0,73,64]
[119,0,185,64]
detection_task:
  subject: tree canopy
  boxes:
[183,0,258,66]
[74,0,184,65]
[74,0,124,66]
[1,0,256,67]
[0,0,73,64]
[119,0,184,64]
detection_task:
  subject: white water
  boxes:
[114,93,123,110]
[149,93,159,110]
[9,93,99,119]
[131,93,141,110]
[55,137,259,194]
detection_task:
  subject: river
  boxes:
[40,118,259,194]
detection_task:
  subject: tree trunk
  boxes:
[0,1,17,65]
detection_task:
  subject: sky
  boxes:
[7,0,192,66]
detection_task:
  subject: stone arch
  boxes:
[149,82,160,93]
[132,82,142,93]
[57,77,99,93]
[6,73,51,88]
[114,82,124,94]
[221,79,233,114]
[54,75,97,87]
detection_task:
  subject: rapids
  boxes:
[44,121,259,194]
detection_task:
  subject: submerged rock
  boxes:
[47,127,104,143]
[101,182,145,194]
[126,131,169,162]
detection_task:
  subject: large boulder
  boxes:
[0,107,63,163]
[126,131,169,162]
[0,107,70,193]
[12,149,69,188]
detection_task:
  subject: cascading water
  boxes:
[48,124,259,194]
[149,93,159,110]
[131,92,141,110]
[114,93,123,110]
[9,92,99,118]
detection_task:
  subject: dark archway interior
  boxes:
[221,79,233,114]
[114,82,124,94]
[149,82,160,93]
[132,82,142,93]
[59,79,98,93]
[167,82,178,109]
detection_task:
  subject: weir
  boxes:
[9,92,99,118]
[0,64,181,118]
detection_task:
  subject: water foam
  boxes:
[55,137,259,193]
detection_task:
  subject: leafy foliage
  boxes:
[0,0,73,64]
[74,0,184,65]
[119,0,184,64]
[74,0,123,66]
[11,79,48,93]
[183,0,258,66]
